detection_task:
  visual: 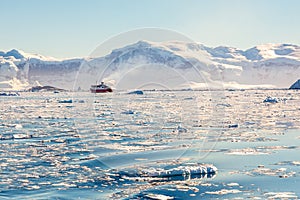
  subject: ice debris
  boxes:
[264,192,298,199]
[226,148,269,155]
[275,161,300,166]
[121,110,135,114]
[263,96,278,103]
[206,189,242,195]
[0,92,20,96]
[228,124,238,128]
[216,103,231,107]
[174,125,188,133]
[58,99,73,103]
[247,166,296,178]
[128,90,144,95]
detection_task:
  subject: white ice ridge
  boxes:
[140,164,217,177]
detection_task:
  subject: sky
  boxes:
[1,0,300,58]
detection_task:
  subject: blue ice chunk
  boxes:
[58,99,73,103]
[128,90,144,95]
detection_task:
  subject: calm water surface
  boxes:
[0,90,299,199]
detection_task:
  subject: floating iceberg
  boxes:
[28,85,65,92]
[121,110,135,114]
[228,124,238,128]
[127,90,144,95]
[289,79,300,89]
[13,134,32,139]
[58,99,73,103]
[140,164,217,177]
[263,96,278,103]
[144,193,174,200]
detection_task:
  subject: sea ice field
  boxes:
[0,89,299,199]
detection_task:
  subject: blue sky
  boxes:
[1,0,300,58]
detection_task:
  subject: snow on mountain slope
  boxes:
[0,49,83,90]
[1,42,300,90]
[0,49,57,61]
[244,44,300,60]
[87,41,300,90]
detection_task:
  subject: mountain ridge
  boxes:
[1,41,300,90]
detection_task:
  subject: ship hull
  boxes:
[90,88,113,93]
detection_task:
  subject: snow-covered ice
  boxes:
[140,164,217,177]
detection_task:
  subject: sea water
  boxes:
[0,90,299,199]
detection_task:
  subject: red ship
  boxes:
[90,82,113,93]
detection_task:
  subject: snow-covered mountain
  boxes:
[1,41,300,90]
[0,49,83,90]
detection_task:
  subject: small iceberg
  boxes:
[216,103,231,107]
[128,90,144,95]
[140,164,217,178]
[15,124,23,129]
[228,124,238,128]
[289,79,300,89]
[13,134,32,139]
[263,96,278,103]
[144,193,174,200]
[121,110,135,115]
[174,125,187,133]
[58,99,73,103]
[28,85,65,92]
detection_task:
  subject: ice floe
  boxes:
[0,92,20,96]
[226,148,269,155]
[58,99,73,103]
[127,90,144,95]
[245,165,296,178]
[228,124,238,128]
[121,110,135,114]
[227,182,240,187]
[140,164,217,177]
[264,192,298,199]
[275,160,300,166]
[144,193,174,200]
[12,133,32,139]
[206,189,242,195]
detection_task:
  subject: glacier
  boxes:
[1,41,300,90]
